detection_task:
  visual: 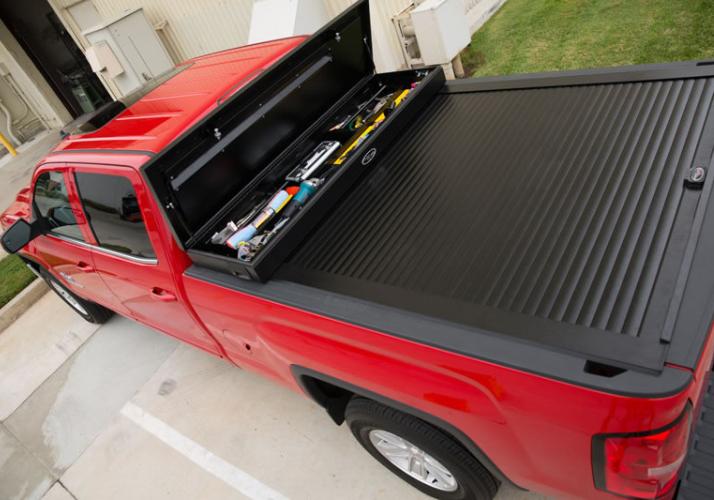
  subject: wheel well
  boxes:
[299,375,353,425]
[292,366,521,490]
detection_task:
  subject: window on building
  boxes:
[75,172,156,259]
[33,171,86,241]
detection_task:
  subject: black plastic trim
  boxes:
[667,159,714,370]
[290,365,522,490]
[278,268,667,373]
[444,60,714,94]
[185,265,693,398]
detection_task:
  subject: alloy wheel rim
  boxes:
[368,429,458,492]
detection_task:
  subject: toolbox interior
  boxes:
[144,0,441,280]
[191,71,428,261]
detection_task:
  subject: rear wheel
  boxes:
[41,269,113,324]
[345,397,499,500]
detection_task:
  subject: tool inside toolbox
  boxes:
[200,72,427,263]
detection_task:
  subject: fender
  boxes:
[290,365,523,490]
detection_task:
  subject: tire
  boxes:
[40,269,113,324]
[345,397,499,500]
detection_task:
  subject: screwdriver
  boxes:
[226,189,292,249]
[280,179,321,220]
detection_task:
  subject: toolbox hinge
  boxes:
[363,36,373,62]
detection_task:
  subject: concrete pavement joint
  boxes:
[0,420,58,493]
[120,401,290,500]
[56,479,79,500]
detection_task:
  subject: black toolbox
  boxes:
[143,0,445,281]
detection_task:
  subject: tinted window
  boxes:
[75,173,155,259]
[33,171,85,241]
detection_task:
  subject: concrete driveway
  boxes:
[0,293,546,500]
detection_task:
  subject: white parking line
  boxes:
[121,402,290,500]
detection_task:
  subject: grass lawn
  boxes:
[462,0,714,77]
[0,254,36,309]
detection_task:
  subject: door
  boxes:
[30,168,114,307]
[72,165,220,354]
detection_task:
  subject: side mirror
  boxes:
[1,219,39,254]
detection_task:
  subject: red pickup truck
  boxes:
[2,3,714,499]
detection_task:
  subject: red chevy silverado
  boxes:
[2,3,714,499]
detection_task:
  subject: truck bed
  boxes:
[274,62,714,374]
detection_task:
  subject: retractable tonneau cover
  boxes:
[276,62,714,376]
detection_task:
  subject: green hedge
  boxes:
[0,255,36,309]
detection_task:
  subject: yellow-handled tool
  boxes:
[333,89,411,165]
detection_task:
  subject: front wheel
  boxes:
[345,397,499,500]
[41,269,113,324]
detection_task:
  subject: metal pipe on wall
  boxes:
[3,73,49,130]
[0,99,21,145]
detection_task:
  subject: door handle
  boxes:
[76,261,94,272]
[150,287,177,302]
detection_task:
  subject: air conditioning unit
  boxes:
[83,8,174,96]
[392,6,423,68]
[392,0,505,78]
[392,0,470,78]
[411,0,471,66]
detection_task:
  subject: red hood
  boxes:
[1,186,31,230]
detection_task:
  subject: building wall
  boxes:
[52,0,254,63]
[59,0,411,71]
[45,0,506,102]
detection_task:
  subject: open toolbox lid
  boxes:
[143,0,373,246]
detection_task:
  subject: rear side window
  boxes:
[33,171,86,241]
[75,173,156,259]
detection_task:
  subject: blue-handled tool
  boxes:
[280,179,321,220]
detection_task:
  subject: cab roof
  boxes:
[52,37,306,158]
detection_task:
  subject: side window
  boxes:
[75,172,156,259]
[33,171,86,241]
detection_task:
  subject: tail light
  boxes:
[593,404,692,499]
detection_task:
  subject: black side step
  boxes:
[679,374,714,499]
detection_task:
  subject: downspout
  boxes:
[4,73,49,130]
[0,99,21,145]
